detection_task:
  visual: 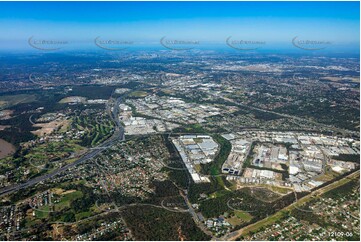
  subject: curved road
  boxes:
[0,97,125,197]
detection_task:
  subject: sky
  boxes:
[0,1,359,52]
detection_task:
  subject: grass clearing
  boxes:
[128,91,148,97]
[209,189,231,198]
[266,185,293,195]
[75,211,92,221]
[54,190,83,211]
[227,211,253,226]
[35,205,51,219]
[227,216,244,226]
[234,210,253,221]
[0,94,37,109]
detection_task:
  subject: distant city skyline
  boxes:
[0,1,359,52]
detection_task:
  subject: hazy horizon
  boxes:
[0,1,359,53]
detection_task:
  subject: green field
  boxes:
[75,211,92,221]
[73,114,114,147]
[128,91,148,97]
[35,205,52,219]
[234,210,253,221]
[227,211,253,226]
[54,190,83,211]
[0,94,37,109]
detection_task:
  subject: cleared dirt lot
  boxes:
[0,138,15,159]
[31,119,70,137]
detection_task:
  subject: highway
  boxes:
[212,93,358,137]
[0,97,125,197]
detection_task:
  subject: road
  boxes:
[3,91,357,239]
[212,93,357,137]
[218,170,360,241]
[0,97,125,197]
[165,131,215,238]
